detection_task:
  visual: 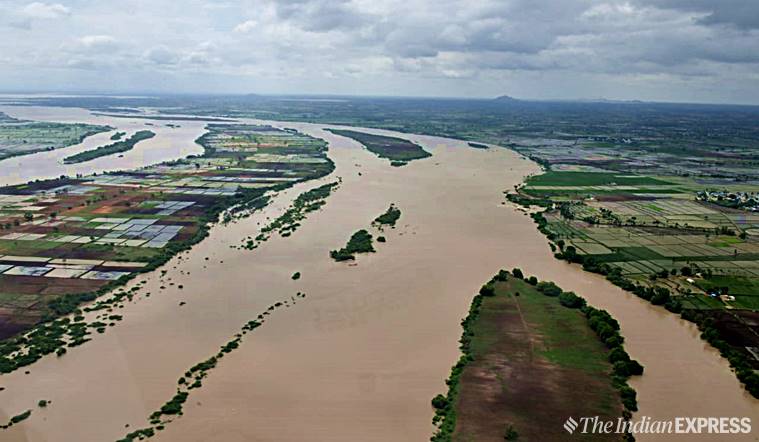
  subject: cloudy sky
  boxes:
[1,0,758,103]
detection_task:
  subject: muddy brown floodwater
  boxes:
[0,111,757,441]
[0,106,207,187]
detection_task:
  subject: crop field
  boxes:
[433,273,631,441]
[0,123,333,337]
[0,111,111,160]
[513,158,759,378]
[526,171,672,187]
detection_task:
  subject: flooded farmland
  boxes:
[0,106,208,187]
[0,108,757,441]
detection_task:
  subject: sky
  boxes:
[0,0,758,104]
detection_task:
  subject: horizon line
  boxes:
[1,90,758,108]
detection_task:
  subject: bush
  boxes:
[558,291,585,309]
[511,268,524,279]
[495,270,509,281]
[479,284,496,297]
[331,229,374,261]
[536,281,562,297]
[503,424,519,440]
[431,394,449,410]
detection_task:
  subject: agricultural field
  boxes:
[511,164,759,390]
[0,111,111,161]
[0,123,333,338]
[431,271,636,441]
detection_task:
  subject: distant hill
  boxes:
[494,95,521,102]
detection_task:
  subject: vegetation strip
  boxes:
[325,128,431,165]
[240,180,340,250]
[116,292,307,442]
[63,130,156,163]
[431,269,640,441]
[0,409,31,430]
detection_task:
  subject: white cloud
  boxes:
[233,20,257,33]
[0,0,757,102]
[77,35,117,50]
[22,2,70,19]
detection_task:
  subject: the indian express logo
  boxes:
[563,416,751,435]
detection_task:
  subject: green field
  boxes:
[526,171,672,187]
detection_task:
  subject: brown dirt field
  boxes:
[452,281,623,442]
[0,314,36,340]
[0,275,103,296]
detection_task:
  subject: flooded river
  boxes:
[0,108,756,441]
[0,106,207,187]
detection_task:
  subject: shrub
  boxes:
[503,424,519,440]
[536,281,562,297]
[431,394,449,410]
[479,284,496,297]
[558,291,585,308]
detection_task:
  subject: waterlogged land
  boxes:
[0,111,111,161]
[0,108,757,441]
